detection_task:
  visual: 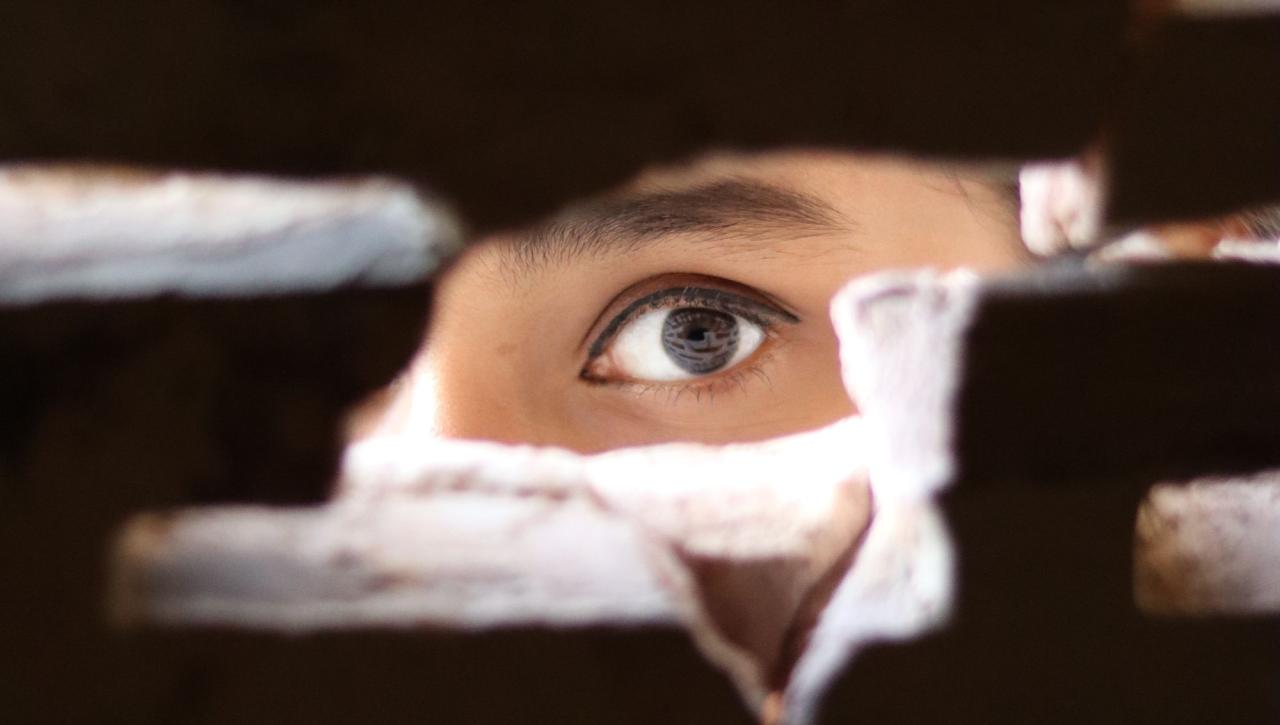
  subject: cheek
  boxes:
[419,312,555,445]
[428,360,586,448]
[419,349,518,442]
[778,327,858,416]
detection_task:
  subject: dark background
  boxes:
[2,3,1280,724]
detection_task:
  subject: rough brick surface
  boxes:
[67,258,1280,725]
[1136,472,1280,614]
[114,422,885,713]
[833,262,1280,489]
[813,261,1280,724]
[0,170,453,725]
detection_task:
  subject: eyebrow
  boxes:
[503,178,850,273]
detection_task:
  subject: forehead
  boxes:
[484,151,1014,277]
[449,150,1022,284]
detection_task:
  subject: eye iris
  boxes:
[661,308,740,374]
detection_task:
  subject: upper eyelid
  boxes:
[585,285,799,361]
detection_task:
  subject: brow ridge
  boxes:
[508,178,849,272]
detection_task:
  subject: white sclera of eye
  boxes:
[606,307,765,382]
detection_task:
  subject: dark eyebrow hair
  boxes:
[502,178,850,273]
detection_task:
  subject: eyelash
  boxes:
[579,284,797,399]
[584,285,797,362]
[605,352,781,404]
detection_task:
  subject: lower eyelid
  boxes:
[593,348,782,403]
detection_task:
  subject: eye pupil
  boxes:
[662,308,740,374]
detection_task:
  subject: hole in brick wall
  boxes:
[7,145,1280,725]
[103,149,1015,718]
[6,5,1280,722]
[351,149,1028,452]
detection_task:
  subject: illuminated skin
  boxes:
[376,151,1030,452]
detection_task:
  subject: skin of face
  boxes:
[382,151,1029,453]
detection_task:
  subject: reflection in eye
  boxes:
[607,305,763,380]
[581,284,798,385]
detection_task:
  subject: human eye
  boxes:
[579,278,799,388]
